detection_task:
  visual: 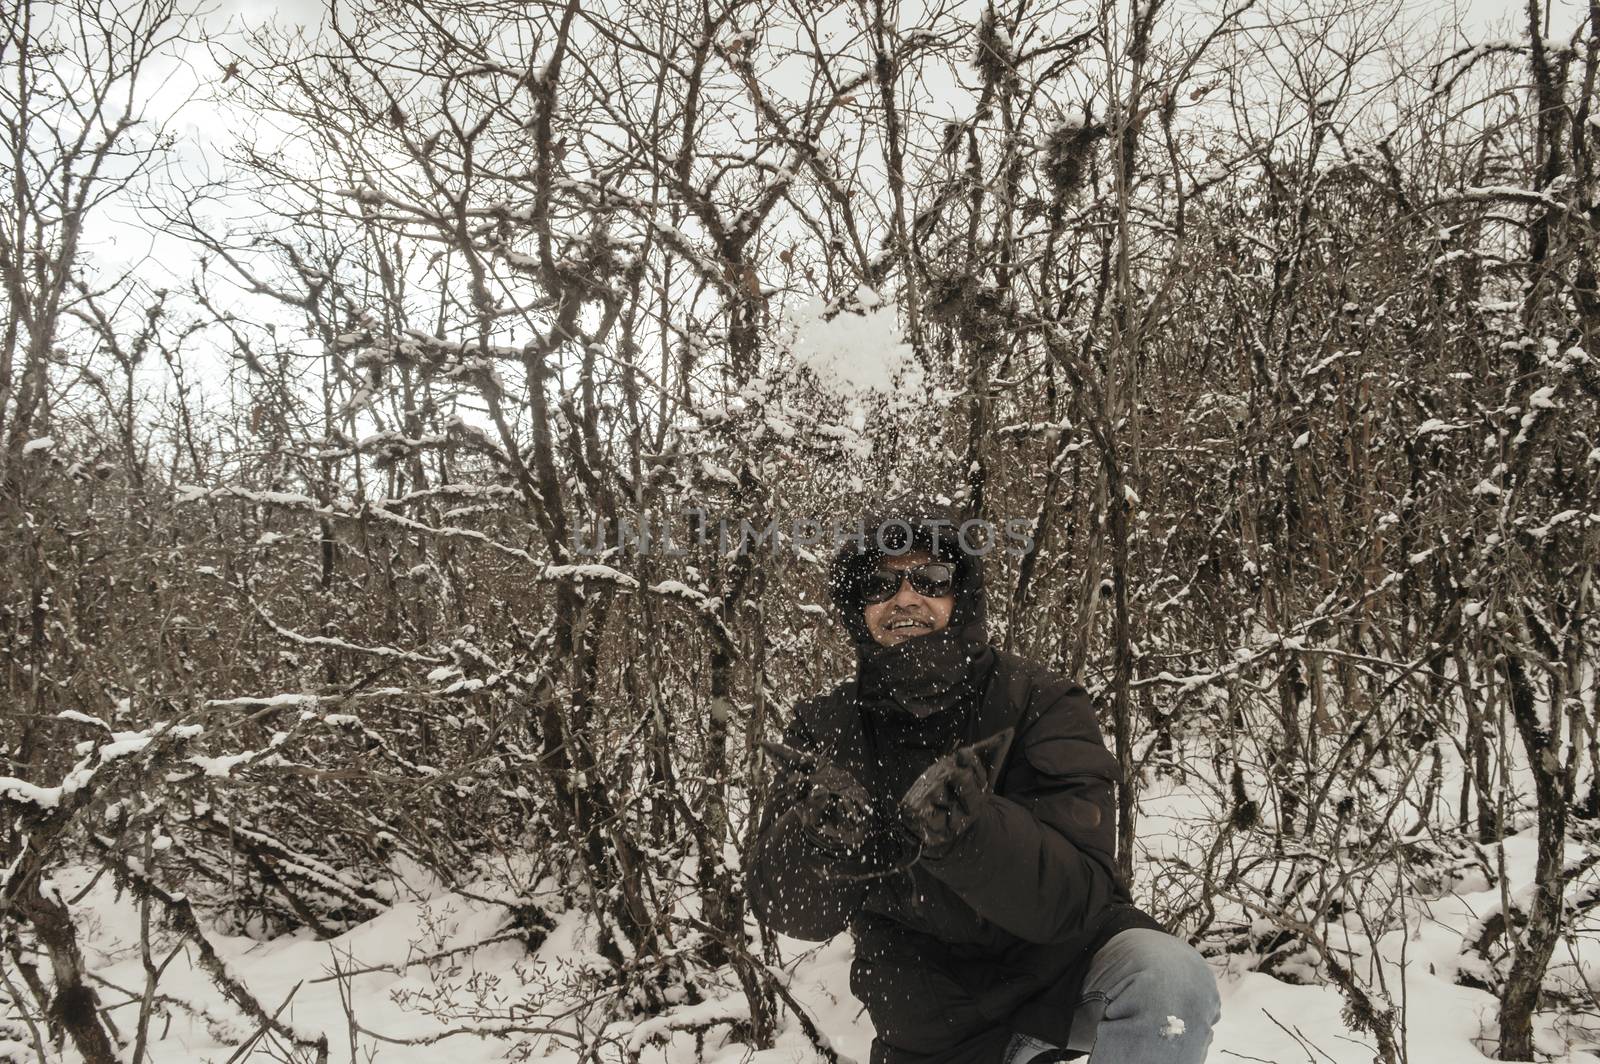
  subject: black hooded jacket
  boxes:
[744,499,1162,1064]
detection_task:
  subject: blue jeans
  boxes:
[1000,929,1220,1064]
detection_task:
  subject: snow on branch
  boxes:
[86,834,332,1059]
[0,721,203,813]
[541,562,640,590]
[1433,185,1575,213]
[244,591,448,666]
[178,483,541,567]
[607,995,749,1053]
[203,687,419,711]
[647,579,739,652]
[185,808,387,916]
[182,727,293,780]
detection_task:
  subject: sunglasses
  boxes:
[860,562,956,604]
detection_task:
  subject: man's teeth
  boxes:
[889,619,928,630]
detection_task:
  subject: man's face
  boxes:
[862,550,955,647]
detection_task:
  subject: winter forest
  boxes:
[2,0,1598,1060]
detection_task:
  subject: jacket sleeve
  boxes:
[917,679,1121,944]
[742,715,869,941]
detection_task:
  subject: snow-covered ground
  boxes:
[20,803,1595,1064]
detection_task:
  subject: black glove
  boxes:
[899,728,1014,859]
[798,763,877,851]
[762,740,913,877]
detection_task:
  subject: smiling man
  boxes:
[745,497,1220,1064]
[862,550,957,645]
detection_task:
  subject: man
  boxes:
[744,498,1220,1064]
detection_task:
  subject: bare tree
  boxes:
[2,0,1597,1059]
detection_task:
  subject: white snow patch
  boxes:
[649,580,706,603]
[1161,1015,1186,1038]
[188,750,275,778]
[543,563,640,589]
[205,693,317,710]
[1415,418,1468,437]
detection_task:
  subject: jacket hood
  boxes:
[827,495,988,651]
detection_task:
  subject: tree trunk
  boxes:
[17,877,119,1064]
[1496,652,1569,1060]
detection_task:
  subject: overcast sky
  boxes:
[70,0,1597,408]
[207,0,1592,34]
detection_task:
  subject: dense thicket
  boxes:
[2,0,1597,1060]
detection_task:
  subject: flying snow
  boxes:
[781,288,924,398]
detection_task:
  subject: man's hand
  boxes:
[899,728,1014,858]
[761,740,877,850]
[762,741,910,874]
[799,763,877,850]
